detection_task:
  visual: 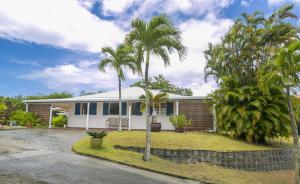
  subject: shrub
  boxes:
[169,114,191,129]
[52,115,68,127]
[87,131,108,139]
[10,110,42,127]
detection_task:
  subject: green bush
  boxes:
[52,115,68,127]
[169,114,191,129]
[10,110,42,127]
[87,131,108,138]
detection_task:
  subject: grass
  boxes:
[72,131,294,184]
[105,131,283,151]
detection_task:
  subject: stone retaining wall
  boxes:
[114,145,294,172]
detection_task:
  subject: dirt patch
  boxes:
[0,173,48,184]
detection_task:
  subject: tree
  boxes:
[126,15,186,161]
[131,74,193,96]
[258,42,300,183]
[139,90,168,124]
[99,44,138,131]
[26,92,73,100]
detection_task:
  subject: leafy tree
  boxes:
[99,44,138,131]
[26,92,73,100]
[0,96,25,125]
[213,77,290,143]
[126,15,186,161]
[139,90,168,124]
[258,42,300,182]
[131,74,193,96]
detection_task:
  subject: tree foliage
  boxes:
[131,74,192,96]
[204,4,298,143]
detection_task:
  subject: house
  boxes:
[24,87,215,131]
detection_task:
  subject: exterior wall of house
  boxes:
[68,102,176,130]
[28,104,51,124]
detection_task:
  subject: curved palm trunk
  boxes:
[287,86,299,183]
[143,50,151,161]
[118,76,122,131]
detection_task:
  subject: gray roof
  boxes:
[24,87,209,103]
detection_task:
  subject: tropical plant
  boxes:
[139,90,168,124]
[169,114,191,133]
[204,5,299,182]
[131,74,193,96]
[10,110,42,127]
[258,42,300,182]
[99,44,138,131]
[52,115,68,127]
[126,15,186,161]
[213,77,290,143]
[26,92,73,100]
[87,131,108,139]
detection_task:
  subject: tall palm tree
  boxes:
[126,15,187,161]
[258,42,300,183]
[99,44,137,131]
[139,90,168,124]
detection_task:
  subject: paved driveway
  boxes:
[0,129,200,184]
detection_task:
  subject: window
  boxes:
[109,103,119,115]
[81,103,87,115]
[131,102,142,116]
[159,103,166,115]
[75,103,97,115]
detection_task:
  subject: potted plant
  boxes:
[169,114,191,133]
[87,131,108,149]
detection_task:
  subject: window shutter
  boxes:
[135,102,142,115]
[166,102,173,116]
[103,102,109,115]
[89,103,97,115]
[75,103,81,115]
[122,102,127,115]
[150,106,153,115]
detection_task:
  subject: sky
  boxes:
[0,0,300,97]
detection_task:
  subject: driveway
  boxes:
[0,129,201,184]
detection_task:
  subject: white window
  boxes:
[159,103,166,116]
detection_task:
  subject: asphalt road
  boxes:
[0,129,201,184]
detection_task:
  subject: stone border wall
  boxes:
[114,145,294,172]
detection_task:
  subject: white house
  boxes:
[24,87,214,131]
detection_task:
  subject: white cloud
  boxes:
[241,0,250,7]
[132,0,233,18]
[21,60,118,92]
[102,0,139,15]
[267,0,300,5]
[0,0,125,53]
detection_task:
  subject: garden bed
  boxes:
[72,131,294,184]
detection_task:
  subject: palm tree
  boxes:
[99,44,138,131]
[258,42,300,183]
[139,90,168,124]
[126,15,187,161]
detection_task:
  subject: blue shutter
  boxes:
[89,103,97,115]
[122,102,127,115]
[166,102,173,116]
[135,102,142,116]
[75,103,81,115]
[150,106,153,115]
[103,103,109,115]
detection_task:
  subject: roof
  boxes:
[24,87,209,103]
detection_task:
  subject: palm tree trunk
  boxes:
[143,50,151,161]
[118,76,122,132]
[287,86,299,183]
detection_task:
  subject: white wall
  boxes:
[68,102,175,130]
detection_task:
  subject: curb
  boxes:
[72,146,214,184]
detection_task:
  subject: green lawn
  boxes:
[106,131,281,151]
[72,131,294,184]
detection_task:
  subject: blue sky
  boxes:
[0,0,299,97]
